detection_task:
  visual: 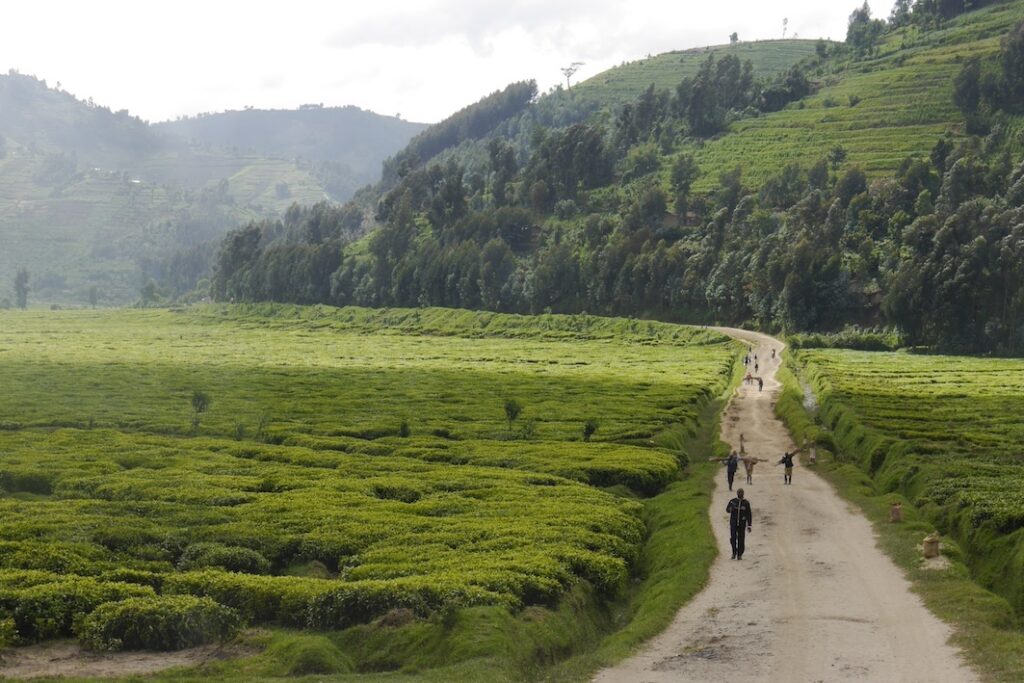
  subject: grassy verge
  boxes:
[774,356,1024,683]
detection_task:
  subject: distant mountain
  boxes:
[0,73,424,305]
[155,106,426,186]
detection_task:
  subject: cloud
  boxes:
[328,0,606,55]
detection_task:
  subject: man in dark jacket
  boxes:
[727,488,753,560]
[723,450,740,491]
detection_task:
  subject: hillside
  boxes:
[0,75,423,305]
[690,0,1024,189]
[573,39,825,106]
[155,107,426,187]
[214,0,1024,355]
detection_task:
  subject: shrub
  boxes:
[76,595,240,651]
[307,579,505,629]
[177,543,270,575]
[0,617,16,647]
[9,579,155,642]
[163,570,333,626]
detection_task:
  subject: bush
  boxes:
[307,579,504,629]
[177,543,271,575]
[163,570,334,626]
[0,617,16,647]
[76,595,240,651]
[7,579,155,642]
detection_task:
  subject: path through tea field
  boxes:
[594,328,978,683]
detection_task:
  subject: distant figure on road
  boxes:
[777,451,795,484]
[741,455,767,484]
[771,348,776,360]
[713,450,741,491]
[757,377,764,392]
[727,488,753,560]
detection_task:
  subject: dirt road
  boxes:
[594,328,977,683]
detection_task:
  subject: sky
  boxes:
[0,1,857,124]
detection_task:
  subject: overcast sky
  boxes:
[0,1,858,124]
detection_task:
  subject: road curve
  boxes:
[593,327,977,683]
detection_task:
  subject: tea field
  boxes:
[0,305,737,675]
[793,349,1024,614]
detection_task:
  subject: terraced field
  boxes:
[691,0,1024,189]
[794,348,1024,613]
[0,305,736,674]
[0,147,327,305]
[573,40,823,106]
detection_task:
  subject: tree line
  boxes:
[207,4,1024,355]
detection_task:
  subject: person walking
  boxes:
[727,488,753,560]
[715,450,741,491]
[741,455,766,484]
[777,451,795,484]
[757,376,764,392]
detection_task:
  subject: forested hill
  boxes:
[155,106,426,185]
[0,73,423,306]
[0,73,168,168]
[212,0,1023,354]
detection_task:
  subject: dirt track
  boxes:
[594,328,977,683]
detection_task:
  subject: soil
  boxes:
[0,639,251,680]
[593,328,978,683]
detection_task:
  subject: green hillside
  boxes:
[223,0,1024,355]
[691,0,1024,189]
[574,39,825,106]
[0,75,422,305]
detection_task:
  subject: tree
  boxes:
[14,268,29,310]
[583,419,599,442]
[828,145,849,172]
[847,2,886,56]
[190,391,211,434]
[560,62,585,90]
[730,32,739,45]
[504,398,523,433]
[783,17,789,39]
[671,154,702,221]
[890,0,913,27]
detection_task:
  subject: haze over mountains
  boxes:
[0,72,425,304]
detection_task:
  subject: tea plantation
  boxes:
[0,305,737,676]
[792,349,1024,615]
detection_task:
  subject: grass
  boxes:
[0,304,741,679]
[775,350,1024,682]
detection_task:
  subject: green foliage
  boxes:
[0,305,737,652]
[13,267,29,310]
[1,577,155,642]
[75,595,240,651]
[177,543,271,575]
[793,348,1024,615]
[260,633,355,676]
[583,419,599,442]
[503,398,523,432]
[787,327,906,351]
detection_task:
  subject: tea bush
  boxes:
[76,595,240,651]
